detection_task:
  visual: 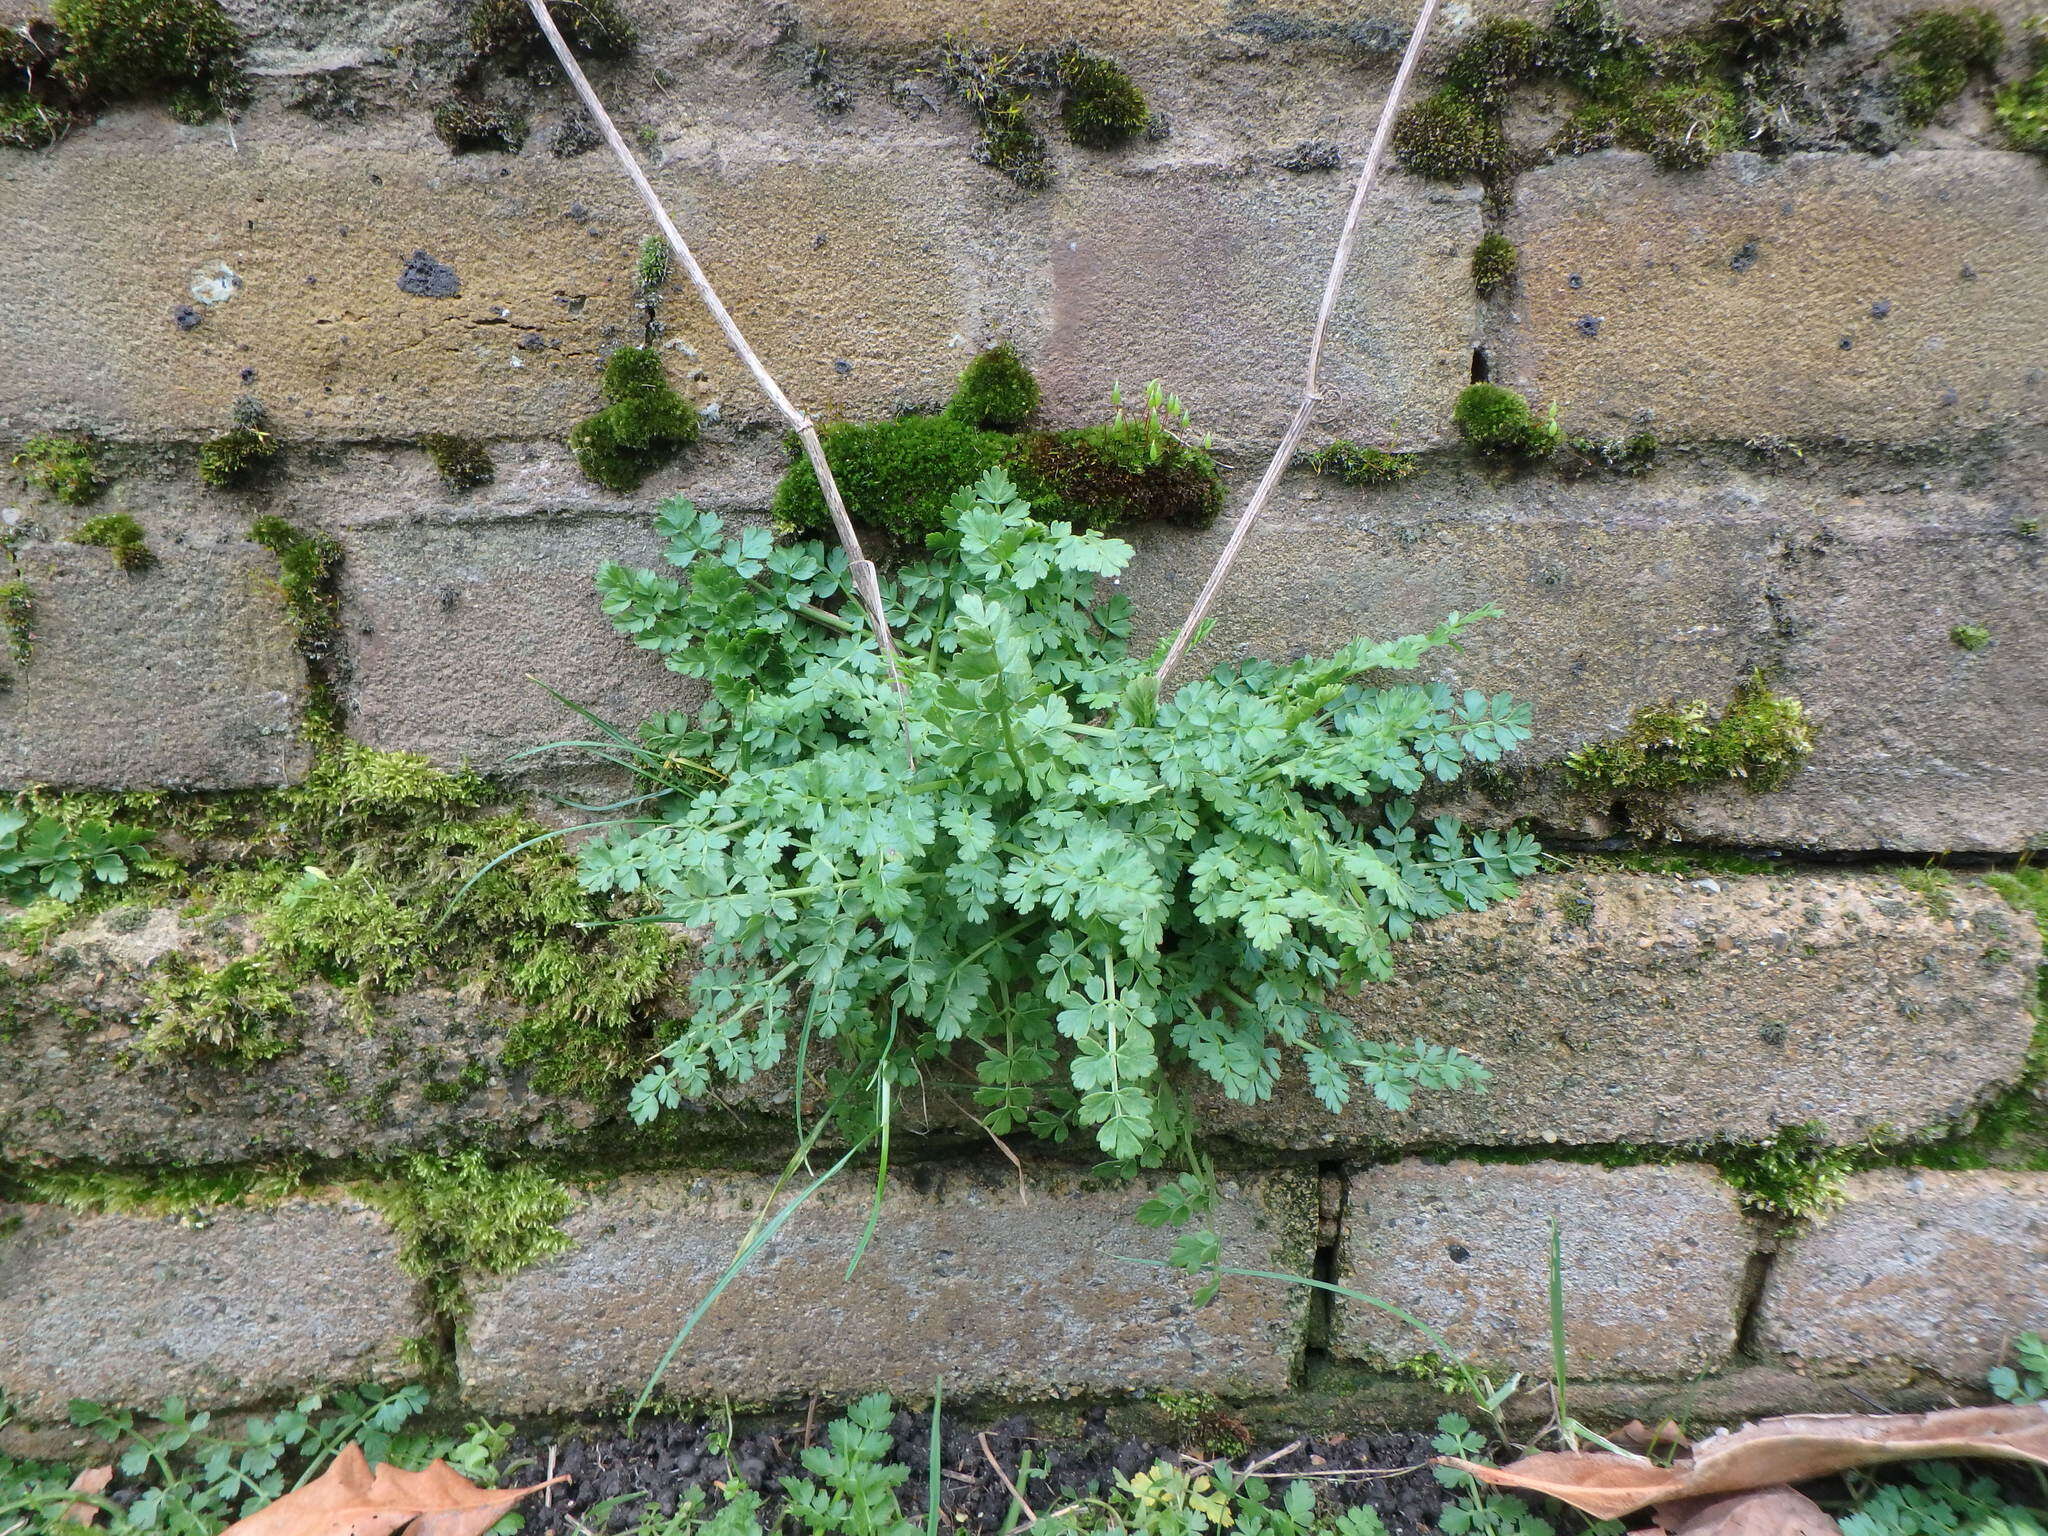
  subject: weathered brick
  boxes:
[1755,1169,2048,1380]
[1333,1160,1755,1379]
[1117,460,2048,851]
[1203,871,2038,1151]
[0,491,309,790]
[1497,151,2048,443]
[0,1195,424,1421]
[0,907,609,1165]
[459,1166,1313,1411]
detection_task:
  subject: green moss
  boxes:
[2,1162,306,1215]
[1471,233,1519,294]
[1442,17,1544,97]
[1452,383,1560,458]
[1302,440,1417,487]
[1616,77,1740,168]
[0,94,74,150]
[431,94,527,153]
[1893,865,1957,918]
[376,1150,573,1317]
[570,346,699,493]
[249,515,342,660]
[467,0,637,66]
[1009,418,1225,531]
[1714,0,1844,56]
[198,404,279,489]
[1952,623,1993,652]
[945,344,1041,432]
[1994,22,2048,152]
[1888,7,2003,126]
[1392,88,1514,182]
[1155,1391,1252,1458]
[14,434,105,505]
[418,433,495,491]
[137,952,298,1064]
[1056,50,1149,147]
[72,512,154,572]
[1583,847,1781,876]
[1566,675,1815,794]
[1,580,33,666]
[1715,1122,1860,1219]
[634,234,670,300]
[50,0,245,120]
[774,414,1012,539]
[1559,430,1658,478]
[940,43,1055,189]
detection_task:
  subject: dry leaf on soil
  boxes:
[61,1465,114,1527]
[1437,1402,2048,1520]
[1650,1485,1843,1536]
[217,1443,562,1536]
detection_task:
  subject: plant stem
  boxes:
[1153,0,1441,684]
[519,0,905,699]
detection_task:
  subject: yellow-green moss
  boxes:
[198,404,280,489]
[432,94,527,153]
[14,434,105,505]
[467,0,636,66]
[1559,431,1658,478]
[1566,675,1815,794]
[249,515,342,661]
[1887,6,2003,126]
[1,580,33,667]
[50,0,246,122]
[1452,383,1560,458]
[1303,441,1417,487]
[1952,623,1993,652]
[1392,88,1515,182]
[940,44,1053,189]
[374,1150,574,1318]
[1995,21,2048,152]
[418,433,495,491]
[944,344,1041,432]
[1,1162,307,1215]
[1471,233,1518,294]
[72,512,154,572]
[570,346,699,493]
[1056,50,1149,147]
[1009,418,1224,531]
[138,952,298,1064]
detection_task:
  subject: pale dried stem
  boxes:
[522,0,906,696]
[1152,0,1441,684]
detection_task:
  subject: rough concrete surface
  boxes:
[1499,151,2048,443]
[460,1166,1313,1410]
[0,1196,423,1421]
[0,498,309,790]
[1334,1160,1756,1379]
[1756,1169,2048,1381]
[1208,870,2039,1150]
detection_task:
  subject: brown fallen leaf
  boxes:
[1437,1402,2048,1520]
[1653,1485,1843,1536]
[1614,1419,1692,1457]
[61,1465,114,1527]
[217,1443,563,1536]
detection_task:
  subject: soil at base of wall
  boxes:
[505,1408,1446,1535]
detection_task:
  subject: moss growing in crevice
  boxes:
[137,952,298,1064]
[570,345,699,493]
[431,94,528,153]
[72,512,154,572]
[1565,674,1815,795]
[1391,88,1517,182]
[467,0,637,69]
[0,1161,308,1216]
[14,434,106,505]
[1,579,34,667]
[373,1150,574,1319]
[1056,50,1150,147]
[1995,21,2048,152]
[1302,441,1417,487]
[1453,382,1560,458]
[774,413,1012,539]
[1715,0,1845,58]
[1886,6,2003,126]
[197,400,279,489]
[939,41,1152,188]
[1558,430,1658,479]
[1470,233,1518,294]
[418,433,495,491]
[944,343,1040,431]
[249,515,342,663]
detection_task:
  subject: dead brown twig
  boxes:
[1152,0,1441,684]
[519,0,906,699]
[979,1431,1038,1524]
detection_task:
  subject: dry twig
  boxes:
[1152,0,1441,683]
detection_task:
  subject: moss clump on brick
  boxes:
[1714,0,1845,57]
[72,512,154,572]
[1887,7,2003,126]
[197,426,276,488]
[940,44,1055,189]
[944,343,1041,432]
[1302,440,1417,487]
[1951,623,1993,652]
[634,234,670,300]
[775,414,1013,539]
[570,346,699,493]
[377,1150,574,1318]
[14,433,105,505]
[1010,418,1225,530]
[1453,382,1560,458]
[1056,50,1149,147]
[1567,675,1815,795]
[1,580,34,666]
[1,1163,306,1215]
[1471,233,1519,294]
[1994,20,2048,153]
[1392,88,1515,182]
[249,515,342,663]
[138,952,298,1063]
[419,433,495,491]
[468,0,637,66]
[49,0,246,122]
[1715,1122,1860,1219]
[1559,430,1658,478]
[432,94,528,153]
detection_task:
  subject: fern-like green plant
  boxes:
[577,467,1537,1167]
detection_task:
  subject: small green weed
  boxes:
[1950,623,1992,653]
[0,805,151,904]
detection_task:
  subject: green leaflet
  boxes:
[583,467,1539,1163]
